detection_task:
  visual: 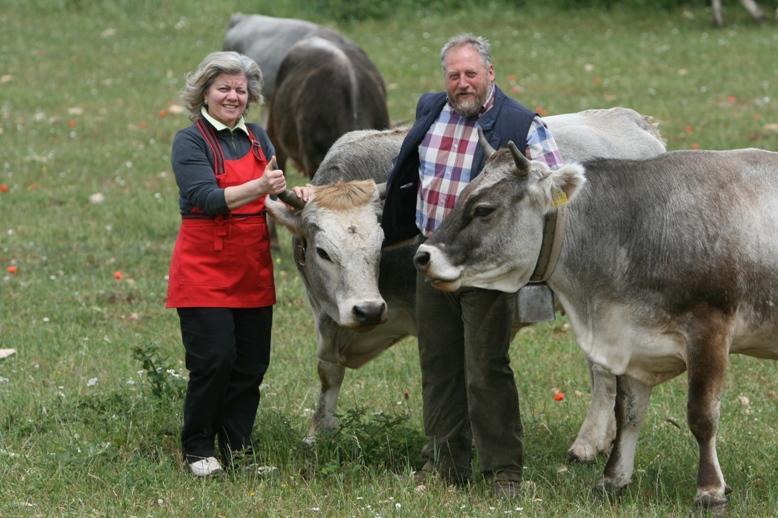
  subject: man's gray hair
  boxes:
[180,51,264,121]
[440,33,492,71]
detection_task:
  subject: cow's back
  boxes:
[269,36,390,177]
[223,13,343,99]
[313,128,407,186]
[546,107,666,162]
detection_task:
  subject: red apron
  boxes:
[166,124,276,308]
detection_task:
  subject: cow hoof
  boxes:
[592,478,628,500]
[694,491,728,510]
[566,443,596,463]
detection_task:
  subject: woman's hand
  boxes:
[224,155,287,210]
[292,185,312,203]
[258,156,286,195]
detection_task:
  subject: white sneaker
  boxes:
[188,456,223,477]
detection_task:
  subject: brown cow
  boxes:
[267,34,390,178]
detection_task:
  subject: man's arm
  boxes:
[525,116,563,169]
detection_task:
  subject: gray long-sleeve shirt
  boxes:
[170,119,275,216]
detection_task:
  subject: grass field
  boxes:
[1,1,777,516]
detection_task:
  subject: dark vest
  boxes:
[381,86,536,246]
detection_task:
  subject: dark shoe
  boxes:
[493,479,521,499]
[413,461,435,485]
[413,461,471,487]
[224,446,258,470]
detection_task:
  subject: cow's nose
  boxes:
[414,250,431,272]
[352,301,386,326]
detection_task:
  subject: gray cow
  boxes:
[267,107,666,461]
[414,146,778,508]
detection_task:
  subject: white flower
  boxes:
[87,377,98,387]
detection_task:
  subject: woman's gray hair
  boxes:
[440,33,492,71]
[180,51,264,121]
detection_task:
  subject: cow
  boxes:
[266,107,667,461]
[710,0,773,26]
[267,34,390,178]
[413,144,778,508]
[223,13,343,103]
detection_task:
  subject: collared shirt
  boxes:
[415,86,562,236]
[201,107,249,136]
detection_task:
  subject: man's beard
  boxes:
[449,91,487,118]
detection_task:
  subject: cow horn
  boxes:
[507,141,530,177]
[376,182,387,200]
[276,189,307,210]
[477,127,496,158]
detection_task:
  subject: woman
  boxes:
[166,51,305,477]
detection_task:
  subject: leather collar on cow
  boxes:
[529,206,566,283]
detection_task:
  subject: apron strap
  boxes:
[246,127,267,164]
[195,118,226,176]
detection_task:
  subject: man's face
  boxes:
[443,44,495,117]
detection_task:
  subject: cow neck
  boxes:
[529,206,566,283]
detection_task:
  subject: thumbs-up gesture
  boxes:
[261,156,286,195]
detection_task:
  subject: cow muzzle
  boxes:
[414,244,463,292]
[351,300,387,328]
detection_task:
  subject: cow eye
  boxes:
[316,247,332,262]
[473,205,495,218]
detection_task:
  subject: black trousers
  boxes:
[177,307,272,462]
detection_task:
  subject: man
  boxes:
[381,33,562,498]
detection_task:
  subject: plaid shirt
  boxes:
[416,87,562,236]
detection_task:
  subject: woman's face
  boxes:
[204,72,248,127]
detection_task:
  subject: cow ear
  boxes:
[371,184,385,217]
[529,163,586,209]
[548,163,586,206]
[265,195,303,236]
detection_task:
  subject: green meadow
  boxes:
[1,1,777,516]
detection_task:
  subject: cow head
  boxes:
[267,180,388,328]
[414,142,586,293]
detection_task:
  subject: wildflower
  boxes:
[7,265,17,274]
[114,271,124,280]
[0,183,9,193]
[553,389,565,402]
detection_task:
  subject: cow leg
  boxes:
[711,0,724,26]
[305,359,346,445]
[739,0,765,21]
[686,320,731,509]
[567,362,617,462]
[596,375,652,493]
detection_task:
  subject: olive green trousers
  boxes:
[416,271,523,483]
